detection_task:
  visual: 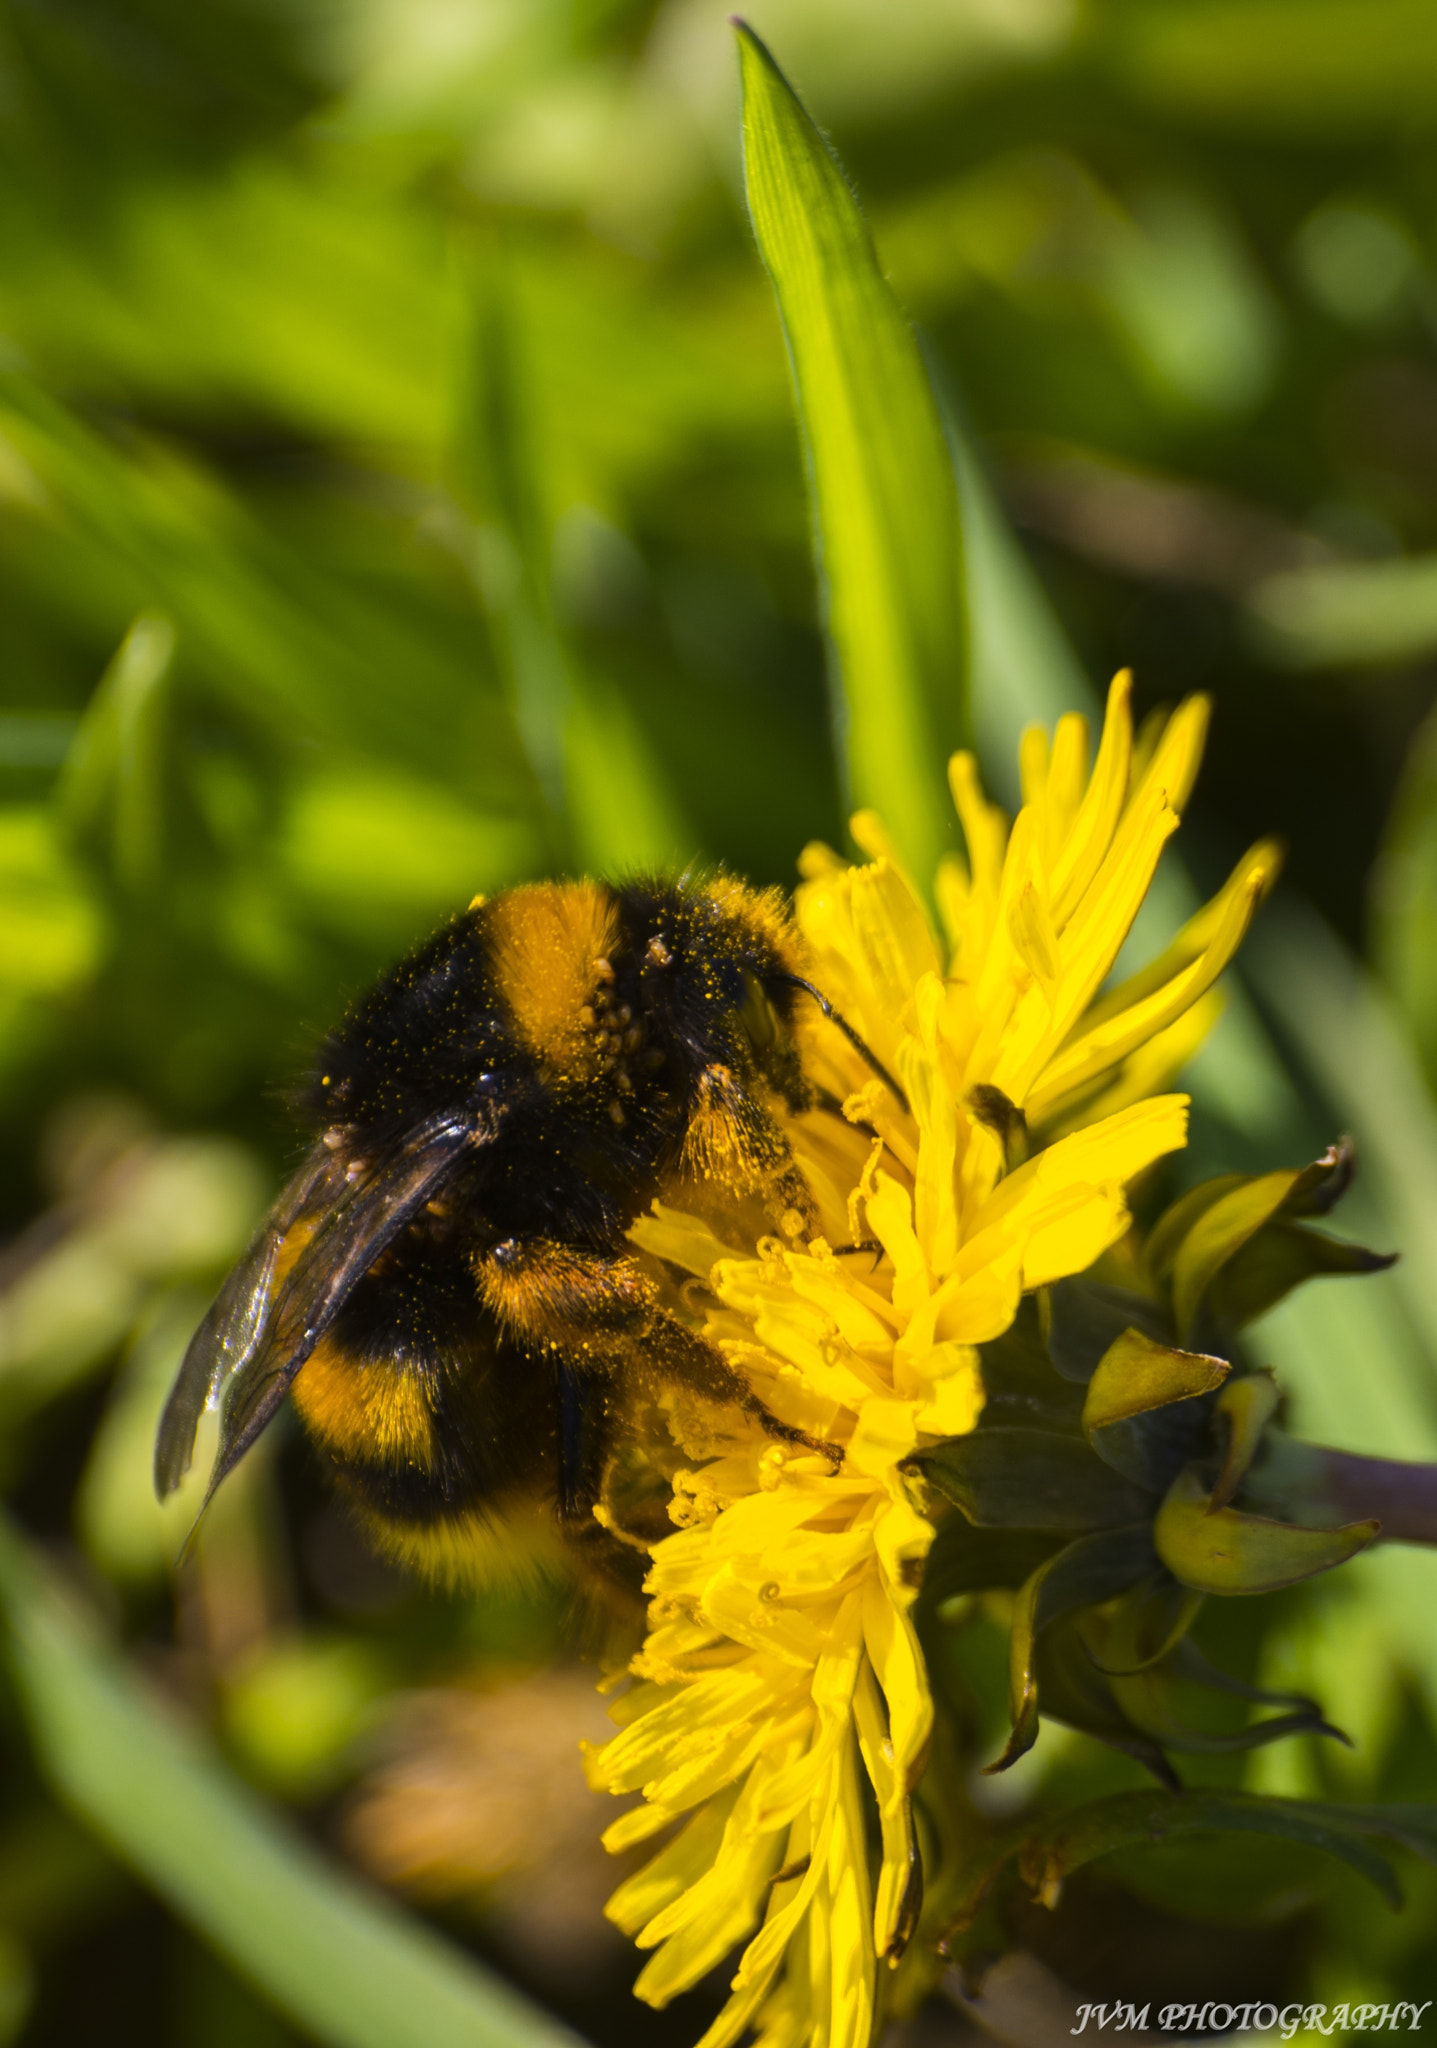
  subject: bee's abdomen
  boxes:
[290,1337,440,1489]
[289,1235,561,1585]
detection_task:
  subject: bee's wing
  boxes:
[201,1111,481,1505]
[154,1147,332,1500]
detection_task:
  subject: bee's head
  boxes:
[666,879,911,1122]
[644,876,811,1107]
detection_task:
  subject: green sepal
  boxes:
[1083,1329,1230,1433]
[1210,1222,1397,1330]
[1102,1635,1343,1756]
[919,1521,1065,1612]
[1045,1277,1171,1386]
[1282,1136,1357,1216]
[1148,1139,1373,1337]
[1211,1370,1281,1508]
[1024,1611,1178,1788]
[943,1788,1417,1939]
[1146,1175,1248,1282]
[988,1526,1157,1773]
[1294,1804,1437,1866]
[1155,1463,1378,1593]
[1080,1330,1229,1493]
[976,1299,1086,1432]
[1149,1140,1354,1280]
[1170,1172,1309,1336]
[1083,1401,1220,1496]
[1086,1570,1203,1676]
[1171,1634,1346,1734]
[909,1427,1153,1530]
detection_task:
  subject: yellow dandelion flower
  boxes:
[583,672,1281,2048]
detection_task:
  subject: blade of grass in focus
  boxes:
[736,38,1300,1153]
[0,1513,589,2048]
[735,22,968,893]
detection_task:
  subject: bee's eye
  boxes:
[737,970,780,1053]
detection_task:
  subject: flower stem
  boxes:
[1317,1448,1437,1545]
[1244,1431,1437,1545]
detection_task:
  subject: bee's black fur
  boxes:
[306,876,805,1247]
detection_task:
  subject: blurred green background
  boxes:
[3,0,1437,2040]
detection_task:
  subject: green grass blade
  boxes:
[454,245,692,876]
[0,1513,587,2048]
[56,613,175,896]
[735,22,967,890]
[0,376,532,806]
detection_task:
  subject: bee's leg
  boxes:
[638,1311,842,1467]
[552,1350,667,1623]
[546,1360,649,1628]
[475,1239,657,1349]
[681,1062,782,1184]
[556,1357,610,1525]
[680,1064,817,1232]
[477,1240,838,1465]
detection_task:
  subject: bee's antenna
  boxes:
[768,975,911,1118]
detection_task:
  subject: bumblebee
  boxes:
[155,875,898,1590]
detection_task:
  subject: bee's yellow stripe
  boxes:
[291,1337,436,1469]
[485,881,619,1083]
